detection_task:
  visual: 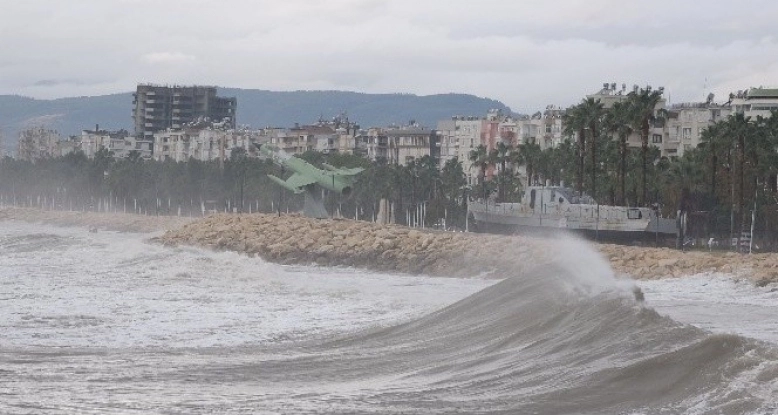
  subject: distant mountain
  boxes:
[0,89,513,153]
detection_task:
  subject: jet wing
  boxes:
[320,164,364,176]
[267,173,317,194]
[284,173,318,189]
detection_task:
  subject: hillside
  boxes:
[0,89,513,153]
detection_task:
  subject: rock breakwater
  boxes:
[3,207,777,285]
[599,244,778,286]
[155,213,549,278]
[156,213,778,285]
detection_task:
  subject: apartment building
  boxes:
[453,117,483,184]
[16,128,62,161]
[364,125,437,166]
[436,110,525,185]
[365,128,389,161]
[435,120,458,168]
[662,100,730,158]
[268,125,331,156]
[153,127,262,162]
[334,127,366,156]
[587,83,667,150]
[516,105,565,149]
[730,87,778,119]
[133,84,237,140]
[80,127,133,158]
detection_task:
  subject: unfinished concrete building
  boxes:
[132,84,237,140]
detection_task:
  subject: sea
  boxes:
[1,220,777,414]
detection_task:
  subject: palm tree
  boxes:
[626,87,665,206]
[727,113,755,241]
[699,122,725,199]
[579,97,605,201]
[494,141,512,201]
[604,101,634,205]
[515,138,542,187]
[658,153,704,214]
[562,104,587,195]
[468,144,489,200]
[439,157,467,228]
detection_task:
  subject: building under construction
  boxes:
[132,84,237,139]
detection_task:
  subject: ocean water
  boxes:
[1,221,777,414]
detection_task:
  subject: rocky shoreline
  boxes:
[2,207,776,286]
[154,212,549,278]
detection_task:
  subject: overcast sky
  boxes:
[2,0,778,113]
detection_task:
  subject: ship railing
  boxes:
[469,200,528,214]
[470,199,657,222]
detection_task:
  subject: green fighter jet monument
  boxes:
[257,144,364,218]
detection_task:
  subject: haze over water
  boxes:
[1,221,777,414]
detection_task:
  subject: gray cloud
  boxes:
[1,0,777,114]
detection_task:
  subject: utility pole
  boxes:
[750,182,758,254]
[219,134,225,170]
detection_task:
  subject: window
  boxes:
[682,128,692,140]
[652,134,662,143]
[753,104,778,111]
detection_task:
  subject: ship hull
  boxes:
[470,218,671,244]
[468,195,677,244]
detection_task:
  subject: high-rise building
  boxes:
[132,84,237,139]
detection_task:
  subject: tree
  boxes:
[514,138,542,187]
[90,147,115,196]
[605,101,634,205]
[439,157,467,228]
[580,97,606,202]
[468,144,490,200]
[493,141,512,201]
[228,147,250,212]
[626,87,665,206]
[563,102,588,196]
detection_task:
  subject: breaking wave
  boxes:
[2,223,777,414]
[234,238,778,414]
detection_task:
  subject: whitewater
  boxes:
[1,220,777,414]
